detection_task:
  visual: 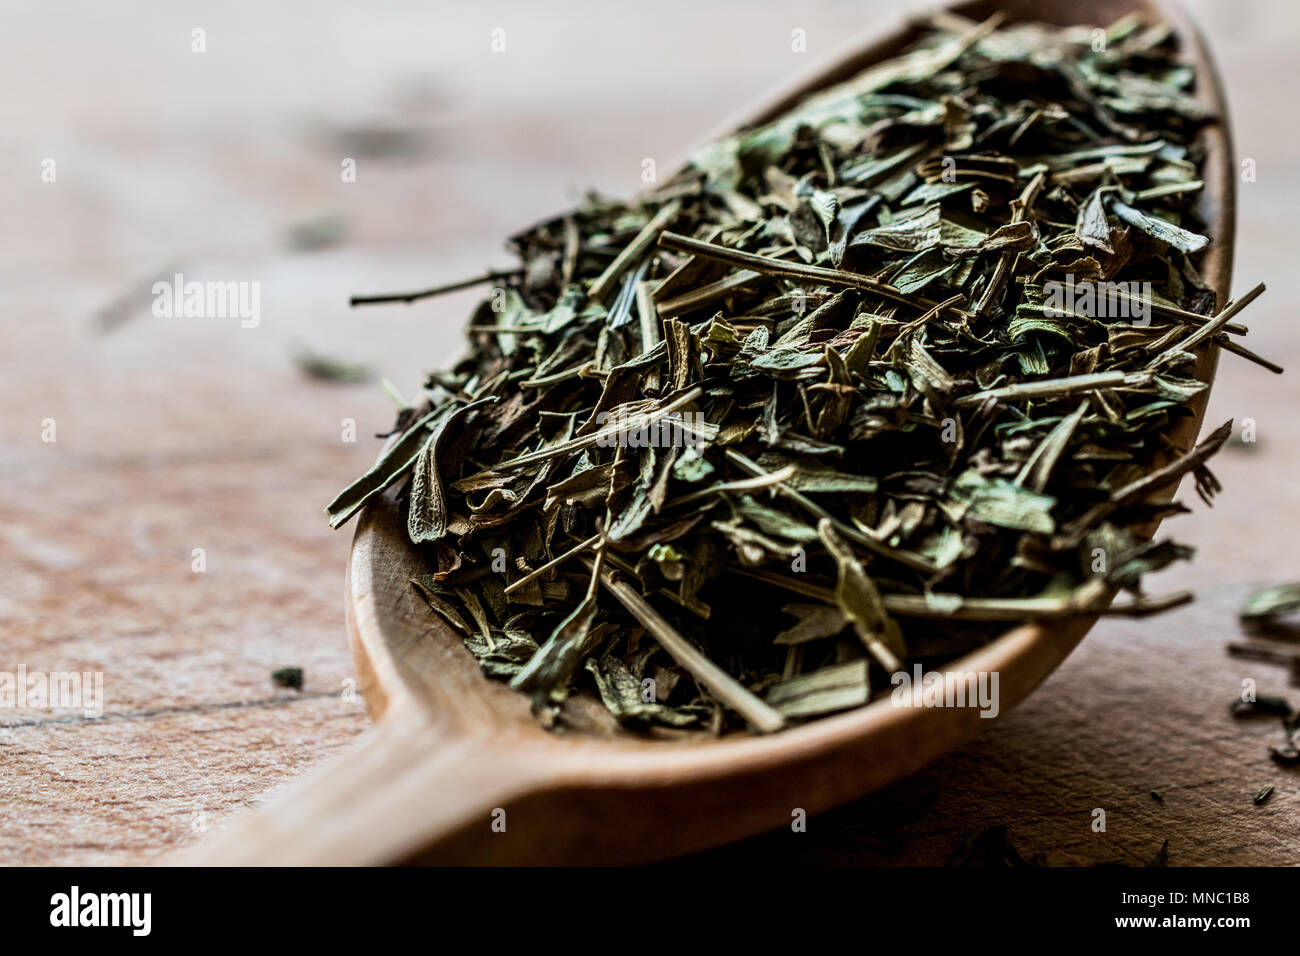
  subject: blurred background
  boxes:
[1,0,1296,865]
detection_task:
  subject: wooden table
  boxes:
[2,0,1296,865]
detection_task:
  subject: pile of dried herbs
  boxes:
[328,12,1276,735]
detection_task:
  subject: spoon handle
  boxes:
[182,707,554,865]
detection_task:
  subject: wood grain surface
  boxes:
[1,0,1296,866]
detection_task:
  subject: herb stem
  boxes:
[953,370,1152,409]
[1057,419,1233,543]
[657,231,969,319]
[587,560,786,733]
[504,534,601,596]
[350,270,519,307]
[588,200,681,303]
[974,169,1046,318]
[1147,282,1265,369]
[733,566,1135,620]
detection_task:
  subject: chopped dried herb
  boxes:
[295,348,372,383]
[1229,695,1292,719]
[331,14,1274,734]
[1241,583,1300,623]
[1150,839,1170,867]
[271,667,304,690]
[1269,740,1300,766]
[951,825,1037,867]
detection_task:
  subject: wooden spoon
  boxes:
[187,0,1232,865]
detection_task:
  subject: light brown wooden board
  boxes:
[1,0,1296,865]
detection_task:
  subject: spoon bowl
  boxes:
[188,0,1231,865]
